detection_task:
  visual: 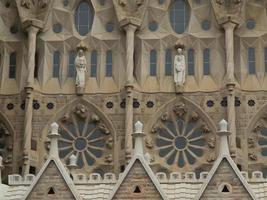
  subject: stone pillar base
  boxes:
[76,87,84,96]
[175,85,184,94]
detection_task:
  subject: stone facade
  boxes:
[0,0,267,199]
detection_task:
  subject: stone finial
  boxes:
[217,119,231,156]
[69,154,78,167]
[219,119,228,132]
[48,122,60,158]
[0,156,3,184]
[132,121,145,156]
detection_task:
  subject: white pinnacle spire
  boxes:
[218,119,231,157]
[132,121,145,157]
[48,122,60,158]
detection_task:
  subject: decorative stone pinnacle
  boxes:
[135,121,143,133]
[48,122,60,158]
[132,121,145,157]
[219,119,228,132]
[69,154,78,167]
[217,119,231,156]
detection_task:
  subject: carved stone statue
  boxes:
[75,49,87,88]
[174,46,186,86]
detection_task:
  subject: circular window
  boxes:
[106,22,114,32]
[10,25,18,34]
[47,103,54,110]
[153,103,213,169]
[148,21,158,32]
[63,0,69,6]
[57,104,112,168]
[6,103,14,110]
[53,23,62,33]
[246,19,256,30]
[201,20,211,31]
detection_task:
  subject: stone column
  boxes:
[22,24,40,176]
[124,24,137,85]
[223,21,237,157]
[123,24,137,161]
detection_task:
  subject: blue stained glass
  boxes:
[68,51,76,77]
[91,50,97,77]
[165,49,172,76]
[169,0,190,34]
[150,50,157,76]
[106,50,113,77]
[74,1,94,36]
[188,48,195,75]
[9,52,16,79]
[53,51,60,78]
[203,48,210,75]
[248,48,256,74]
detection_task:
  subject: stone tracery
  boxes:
[148,101,215,171]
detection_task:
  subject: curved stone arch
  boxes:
[145,96,217,134]
[144,96,218,172]
[39,98,117,171]
[246,102,267,167]
[0,111,16,137]
[246,102,267,133]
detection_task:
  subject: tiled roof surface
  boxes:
[4,185,29,200]
[75,184,115,200]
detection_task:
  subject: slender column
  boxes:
[125,88,133,161]
[22,25,39,175]
[124,24,137,161]
[124,24,137,85]
[223,21,237,157]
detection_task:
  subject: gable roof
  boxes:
[22,157,81,200]
[194,154,258,200]
[107,154,168,200]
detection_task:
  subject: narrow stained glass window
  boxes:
[188,48,195,75]
[165,49,172,76]
[34,52,39,78]
[9,52,16,79]
[106,50,112,77]
[53,51,60,78]
[248,47,256,74]
[74,1,94,36]
[170,0,190,34]
[150,50,157,76]
[203,48,210,75]
[68,51,76,77]
[91,50,97,77]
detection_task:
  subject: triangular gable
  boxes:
[108,155,168,200]
[195,155,257,200]
[23,157,81,200]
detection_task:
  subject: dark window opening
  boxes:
[165,49,172,76]
[68,51,76,77]
[203,48,210,75]
[34,52,39,78]
[9,52,16,79]
[29,166,36,175]
[248,47,256,74]
[48,187,55,194]
[91,50,97,77]
[221,185,230,193]
[31,139,37,151]
[106,50,113,77]
[236,137,241,149]
[53,51,60,78]
[133,186,141,193]
[120,165,125,173]
[237,164,242,171]
[150,49,157,76]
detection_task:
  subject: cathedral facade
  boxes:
[0,0,267,199]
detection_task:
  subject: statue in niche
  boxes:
[174,44,186,86]
[75,49,87,88]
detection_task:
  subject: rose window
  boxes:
[149,102,215,169]
[56,104,113,168]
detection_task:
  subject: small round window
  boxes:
[148,21,158,32]
[74,1,94,36]
[53,23,62,33]
[246,19,256,30]
[201,20,211,31]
